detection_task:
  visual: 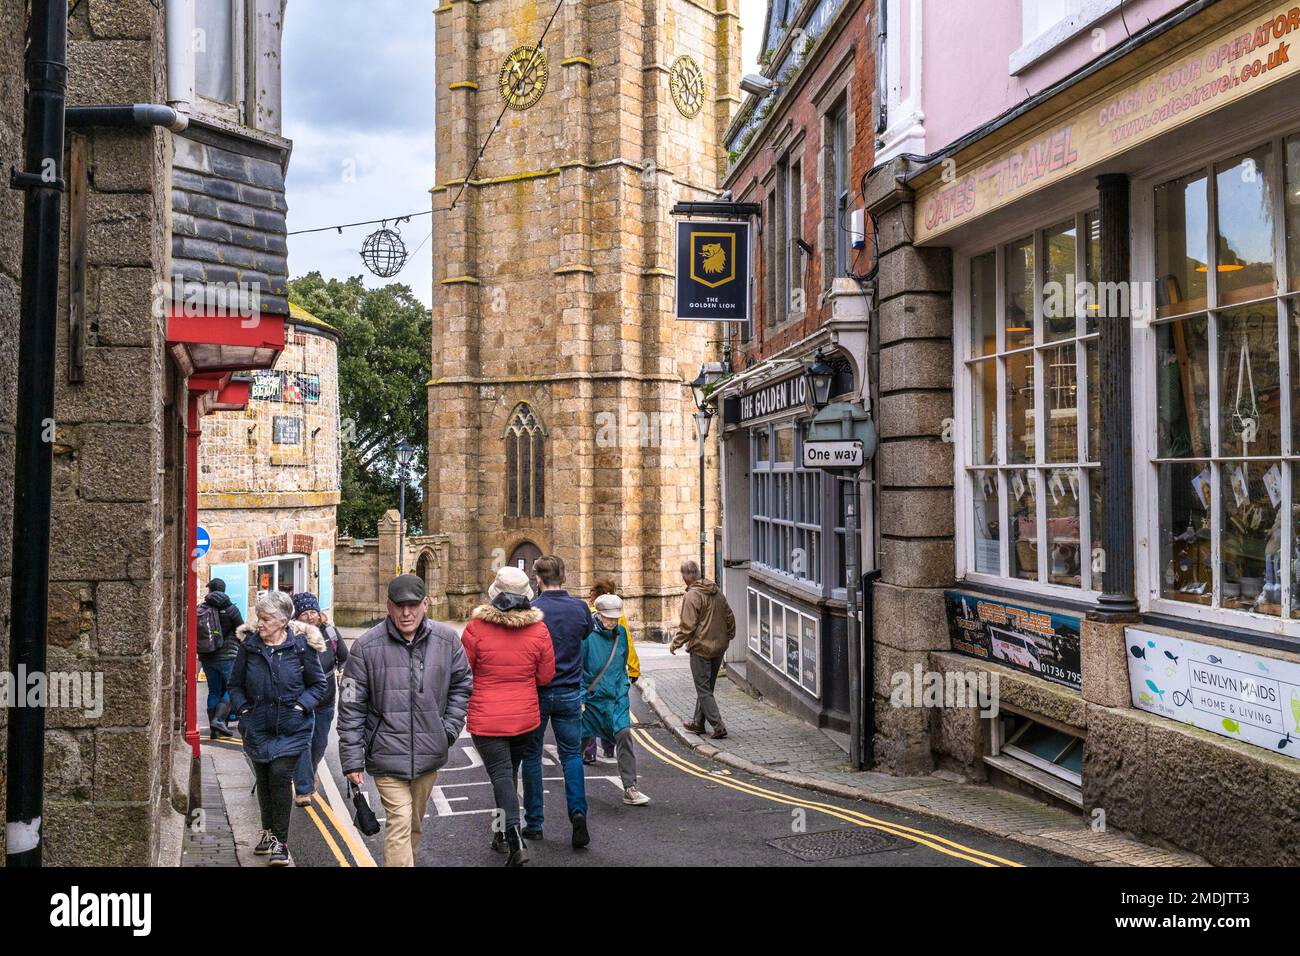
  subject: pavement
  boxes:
[635,643,1205,867]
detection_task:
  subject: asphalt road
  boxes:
[257,690,1075,868]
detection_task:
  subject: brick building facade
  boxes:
[707,0,876,731]
[428,0,740,635]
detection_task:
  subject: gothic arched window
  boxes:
[505,404,545,518]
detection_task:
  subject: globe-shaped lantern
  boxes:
[360,226,409,278]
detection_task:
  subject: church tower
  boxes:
[429,0,740,634]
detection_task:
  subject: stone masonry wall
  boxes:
[864,157,955,776]
[429,0,738,634]
[39,0,179,865]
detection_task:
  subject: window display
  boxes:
[747,588,820,698]
[962,211,1101,593]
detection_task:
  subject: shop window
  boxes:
[505,404,545,519]
[1149,139,1300,623]
[751,423,824,589]
[961,212,1100,594]
[747,587,819,697]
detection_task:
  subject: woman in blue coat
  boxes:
[581,594,650,806]
[229,589,328,866]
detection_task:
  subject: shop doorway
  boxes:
[256,555,307,597]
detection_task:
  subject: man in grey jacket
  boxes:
[339,575,472,867]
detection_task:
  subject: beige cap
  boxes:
[488,565,534,601]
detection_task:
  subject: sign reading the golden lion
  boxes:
[915,2,1300,243]
[675,220,751,322]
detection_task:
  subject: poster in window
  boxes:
[748,589,760,652]
[758,595,771,659]
[944,590,1082,689]
[251,369,283,401]
[272,416,302,445]
[800,615,818,694]
[785,610,800,679]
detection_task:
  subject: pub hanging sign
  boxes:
[674,220,751,323]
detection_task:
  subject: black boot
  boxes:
[210,702,233,738]
[490,829,508,854]
[505,825,529,867]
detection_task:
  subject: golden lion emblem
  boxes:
[701,242,726,275]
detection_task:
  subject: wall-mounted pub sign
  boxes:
[675,220,750,323]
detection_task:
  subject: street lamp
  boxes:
[396,438,414,572]
[691,370,715,574]
[805,352,836,409]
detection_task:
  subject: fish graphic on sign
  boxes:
[689,232,736,288]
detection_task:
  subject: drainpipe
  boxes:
[5,0,67,868]
[66,105,189,132]
[184,392,202,759]
[164,0,195,116]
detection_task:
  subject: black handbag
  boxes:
[348,779,381,836]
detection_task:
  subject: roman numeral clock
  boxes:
[669,55,705,118]
[499,45,549,110]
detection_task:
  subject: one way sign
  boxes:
[803,440,864,469]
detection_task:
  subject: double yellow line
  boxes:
[629,716,1022,868]
[202,737,375,867]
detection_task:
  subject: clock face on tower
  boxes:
[499,45,549,110]
[669,55,706,118]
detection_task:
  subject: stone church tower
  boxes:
[429,0,740,635]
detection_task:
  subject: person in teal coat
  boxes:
[582,593,651,806]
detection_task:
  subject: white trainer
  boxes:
[623,786,651,806]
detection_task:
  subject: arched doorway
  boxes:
[416,549,434,598]
[507,540,542,590]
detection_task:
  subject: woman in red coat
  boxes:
[461,565,556,866]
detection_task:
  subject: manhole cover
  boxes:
[767,827,915,861]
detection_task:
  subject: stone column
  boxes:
[864,158,954,775]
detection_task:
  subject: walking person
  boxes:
[670,560,736,740]
[338,574,472,867]
[583,593,650,806]
[584,578,639,764]
[198,579,243,739]
[291,592,349,807]
[523,555,593,848]
[461,567,556,866]
[228,590,328,866]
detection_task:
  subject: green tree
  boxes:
[288,273,431,538]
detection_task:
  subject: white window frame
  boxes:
[1010,0,1120,75]
[953,206,1102,605]
[747,586,820,698]
[1133,128,1300,643]
[193,0,248,124]
[255,553,307,596]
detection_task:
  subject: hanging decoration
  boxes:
[360,220,409,278]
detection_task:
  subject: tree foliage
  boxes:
[288,273,431,538]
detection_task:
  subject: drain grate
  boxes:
[767,827,915,861]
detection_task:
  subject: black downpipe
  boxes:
[5,0,68,868]
[860,569,882,770]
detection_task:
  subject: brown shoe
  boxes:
[682,722,706,734]
[710,728,728,740]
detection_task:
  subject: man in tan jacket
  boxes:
[670,560,736,739]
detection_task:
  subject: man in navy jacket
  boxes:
[523,554,594,849]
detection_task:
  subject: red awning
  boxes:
[167,310,285,376]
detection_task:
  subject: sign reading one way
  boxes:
[803,440,863,469]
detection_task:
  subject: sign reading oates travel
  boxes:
[914,0,1300,242]
[675,220,751,322]
[944,591,1082,689]
[1126,627,1300,761]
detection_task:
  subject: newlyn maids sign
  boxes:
[675,220,751,322]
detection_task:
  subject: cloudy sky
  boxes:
[283,1,766,307]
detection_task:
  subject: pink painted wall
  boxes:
[921,0,1185,152]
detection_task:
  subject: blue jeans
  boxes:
[201,658,234,712]
[293,704,333,797]
[522,686,586,830]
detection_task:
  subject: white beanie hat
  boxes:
[488,565,534,601]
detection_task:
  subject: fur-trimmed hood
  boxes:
[470,604,544,628]
[236,619,326,652]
